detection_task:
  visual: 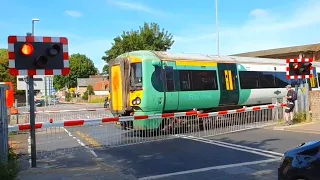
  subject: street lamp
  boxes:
[31,18,39,36]
[215,0,220,56]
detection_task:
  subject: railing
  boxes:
[8,103,286,159]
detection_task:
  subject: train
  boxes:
[108,50,320,131]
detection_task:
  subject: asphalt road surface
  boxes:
[15,124,320,180]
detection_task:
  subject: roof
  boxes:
[77,77,106,87]
[231,43,320,57]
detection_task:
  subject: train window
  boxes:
[274,72,290,88]
[191,70,218,90]
[179,70,192,91]
[130,63,143,87]
[165,67,175,92]
[259,72,276,88]
[239,71,259,89]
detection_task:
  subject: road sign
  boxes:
[286,58,313,79]
[7,36,70,76]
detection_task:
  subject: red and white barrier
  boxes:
[8,103,286,132]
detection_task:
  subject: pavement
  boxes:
[13,120,320,180]
[272,120,320,134]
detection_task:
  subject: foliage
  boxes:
[0,49,24,95]
[82,85,95,100]
[65,92,72,102]
[293,112,311,124]
[102,22,174,63]
[53,53,98,90]
[102,64,109,74]
[0,148,20,180]
[89,97,105,103]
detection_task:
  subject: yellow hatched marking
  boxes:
[224,70,230,90]
[176,61,217,67]
[76,131,101,148]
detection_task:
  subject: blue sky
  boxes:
[1,0,320,72]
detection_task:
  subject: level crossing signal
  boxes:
[7,35,70,76]
[286,58,313,79]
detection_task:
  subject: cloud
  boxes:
[107,0,166,16]
[65,10,83,18]
[171,0,320,55]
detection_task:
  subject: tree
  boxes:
[0,49,23,94]
[53,53,98,90]
[102,64,109,74]
[102,22,175,63]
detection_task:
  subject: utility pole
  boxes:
[215,0,220,55]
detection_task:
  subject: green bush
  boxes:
[0,148,20,180]
[293,112,311,124]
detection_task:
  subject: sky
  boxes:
[1,0,320,72]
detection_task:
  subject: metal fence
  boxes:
[9,108,110,125]
[8,103,286,159]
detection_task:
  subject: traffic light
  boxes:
[8,35,70,76]
[287,58,313,79]
[289,62,312,75]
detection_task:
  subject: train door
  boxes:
[217,63,240,105]
[162,61,179,112]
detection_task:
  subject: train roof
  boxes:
[150,51,320,66]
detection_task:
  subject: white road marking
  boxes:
[27,135,31,166]
[185,135,283,157]
[180,135,280,159]
[62,127,98,158]
[138,158,281,180]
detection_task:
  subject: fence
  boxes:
[9,108,111,125]
[8,103,286,160]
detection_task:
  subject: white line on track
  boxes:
[179,135,280,159]
[62,127,98,158]
[138,158,281,180]
[183,135,284,157]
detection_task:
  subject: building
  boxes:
[77,75,109,96]
[232,43,320,60]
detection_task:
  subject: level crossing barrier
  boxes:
[8,103,286,159]
[9,108,110,125]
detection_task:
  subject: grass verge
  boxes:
[0,148,20,180]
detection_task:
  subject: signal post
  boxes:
[286,57,313,119]
[8,35,70,167]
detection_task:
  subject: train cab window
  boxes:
[239,71,259,89]
[179,70,192,91]
[165,66,175,92]
[191,70,218,90]
[259,72,276,88]
[130,63,143,88]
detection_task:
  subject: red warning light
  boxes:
[21,43,34,56]
[293,63,299,69]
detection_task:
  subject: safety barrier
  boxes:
[9,108,111,125]
[8,103,286,159]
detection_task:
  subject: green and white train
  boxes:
[108,50,320,130]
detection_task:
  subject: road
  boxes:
[15,124,320,180]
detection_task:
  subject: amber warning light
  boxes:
[21,43,34,56]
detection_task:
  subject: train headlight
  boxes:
[136,97,141,105]
[132,100,137,105]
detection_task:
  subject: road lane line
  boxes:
[138,158,281,180]
[27,135,31,166]
[180,136,279,158]
[62,127,98,158]
[184,135,283,157]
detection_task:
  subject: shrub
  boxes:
[293,112,311,124]
[0,148,20,180]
